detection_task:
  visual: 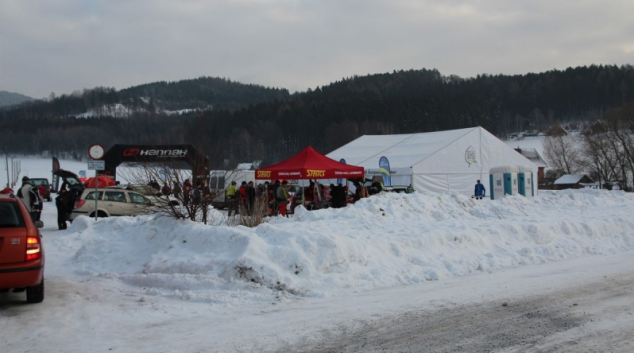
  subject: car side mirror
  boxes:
[34,220,44,229]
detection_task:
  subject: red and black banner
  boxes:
[99,144,209,182]
[52,157,60,191]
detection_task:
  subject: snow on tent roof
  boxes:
[554,174,585,185]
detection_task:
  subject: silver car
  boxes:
[70,188,153,221]
[129,185,180,206]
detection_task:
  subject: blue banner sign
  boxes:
[379,156,391,187]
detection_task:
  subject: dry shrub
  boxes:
[225,198,270,227]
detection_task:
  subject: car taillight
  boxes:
[74,200,86,208]
[26,236,41,261]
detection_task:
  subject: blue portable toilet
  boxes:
[489,166,519,200]
[517,165,534,197]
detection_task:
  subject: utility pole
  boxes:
[4,152,9,188]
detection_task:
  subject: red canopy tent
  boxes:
[84,176,117,188]
[255,146,364,180]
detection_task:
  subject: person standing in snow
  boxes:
[172,180,182,199]
[183,179,192,206]
[17,176,43,222]
[276,180,290,217]
[474,180,486,200]
[226,181,238,216]
[55,185,73,230]
[246,181,256,215]
[161,183,171,196]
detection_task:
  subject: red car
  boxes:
[0,193,45,303]
[29,178,52,202]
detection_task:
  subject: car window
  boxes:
[129,192,151,205]
[104,191,127,203]
[0,202,25,227]
[30,179,49,187]
[132,186,158,195]
[64,178,83,186]
[85,191,104,200]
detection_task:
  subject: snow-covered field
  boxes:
[2,157,634,352]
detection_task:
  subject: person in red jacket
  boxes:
[238,181,247,213]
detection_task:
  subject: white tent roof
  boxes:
[328,128,474,168]
[328,127,535,172]
[327,127,537,195]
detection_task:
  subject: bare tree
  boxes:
[602,102,634,190]
[117,155,216,224]
[542,124,583,174]
[581,131,623,187]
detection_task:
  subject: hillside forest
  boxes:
[1,65,633,173]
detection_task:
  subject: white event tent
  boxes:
[327,127,537,196]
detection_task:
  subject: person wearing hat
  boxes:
[18,176,34,212]
[17,176,43,222]
[55,184,73,230]
[226,181,238,216]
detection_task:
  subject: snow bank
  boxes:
[49,189,634,305]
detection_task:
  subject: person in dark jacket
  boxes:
[369,177,383,195]
[183,179,192,206]
[330,183,346,208]
[55,186,74,230]
[161,183,171,196]
[172,181,182,199]
[246,181,256,215]
[149,179,160,191]
[474,180,486,200]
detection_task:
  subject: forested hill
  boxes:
[0,76,290,120]
[190,65,634,166]
[0,90,33,108]
[1,65,633,168]
[118,77,290,111]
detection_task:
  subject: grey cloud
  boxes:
[1,0,632,98]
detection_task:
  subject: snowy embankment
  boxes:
[48,189,634,305]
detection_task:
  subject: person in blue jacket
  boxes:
[474,180,486,200]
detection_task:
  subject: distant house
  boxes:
[554,174,594,190]
[236,163,256,170]
[514,147,547,180]
[545,125,569,136]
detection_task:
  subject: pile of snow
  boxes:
[48,189,634,306]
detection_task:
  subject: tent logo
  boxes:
[465,146,477,167]
[306,169,326,178]
[123,148,140,157]
[257,170,271,178]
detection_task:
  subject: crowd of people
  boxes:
[2,174,392,227]
[5,172,487,227]
[141,178,204,206]
[222,176,387,218]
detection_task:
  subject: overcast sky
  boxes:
[1,0,633,99]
